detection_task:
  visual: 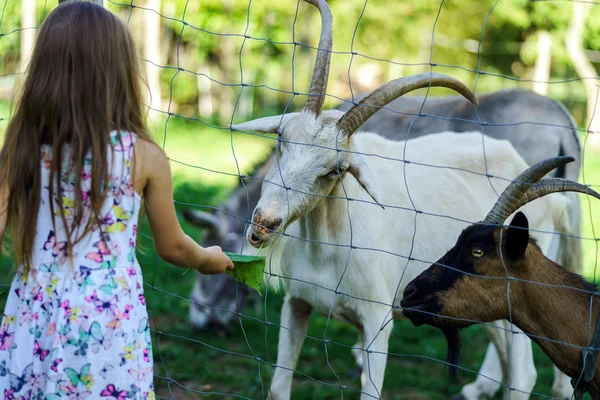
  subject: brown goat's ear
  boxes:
[505,211,529,261]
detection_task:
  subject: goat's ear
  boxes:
[505,211,529,260]
[348,154,384,208]
[231,114,296,133]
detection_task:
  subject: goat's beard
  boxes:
[440,325,462,382]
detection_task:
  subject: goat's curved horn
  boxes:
[303,0,333,117]
[337,72,478,136]
[509,178,600,218]
[483,156,579,225]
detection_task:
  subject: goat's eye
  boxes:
[275,139,285,155]
[471,248,485,258]
[327,168,346,178]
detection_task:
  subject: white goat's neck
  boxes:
[511,255,600,395]
[298,179,352,245]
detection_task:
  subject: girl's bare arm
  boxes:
[135,140,233,274]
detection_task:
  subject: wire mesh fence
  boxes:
[1,0,600,399]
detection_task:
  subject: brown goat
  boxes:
[401,156,600,398]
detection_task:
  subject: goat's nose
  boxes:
[263,217,282,232]
[253,208,281,232]
[403,281,418,301]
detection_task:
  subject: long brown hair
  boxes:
[0,2,155,273]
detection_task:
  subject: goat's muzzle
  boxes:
[248,208,282,248]
[400,280,440,327]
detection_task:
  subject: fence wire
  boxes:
[1,1,600,399]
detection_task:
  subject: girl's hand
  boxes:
[200,246,234,275]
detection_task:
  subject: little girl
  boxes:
[0,2,233,398]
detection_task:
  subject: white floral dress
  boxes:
[0,131,155,399]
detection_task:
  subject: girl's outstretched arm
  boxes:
[136,140,233,275]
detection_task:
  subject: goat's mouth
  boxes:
[248,217,286,248]
[248,228,279,248]
[400,297,439,327]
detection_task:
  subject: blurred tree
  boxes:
[144,0,163,124]
[566,1,600,141]
[532,31,551,96]
[1,0,599,128]
[59,0,103,4]
[20,0,36,72]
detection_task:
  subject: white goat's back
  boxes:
[357,130,568,258]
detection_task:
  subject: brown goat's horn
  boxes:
[337,72,478,136]
[483,156,578,225]
[303,0,333,117]
[496,178,600,225]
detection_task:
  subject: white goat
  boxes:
[235,94,572,400]
[233,2,575,398]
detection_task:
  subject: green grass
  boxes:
[0,110,599,399]
[154,116,274,190]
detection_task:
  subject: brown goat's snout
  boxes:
[400,276,440,327]
[248,208,282,247]
[402,281,419,303]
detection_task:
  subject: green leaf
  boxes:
[223,252,266,296]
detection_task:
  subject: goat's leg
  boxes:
[458,343,503,400]
[460,321,508,400]
[352,332,365,368]
[360,310,392,400]
[189,277,210,330]
[268,295,312,400]
[500,322,537,400]
[458,321,505,399]
[460,321,537,400]
[551,365,573,399]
